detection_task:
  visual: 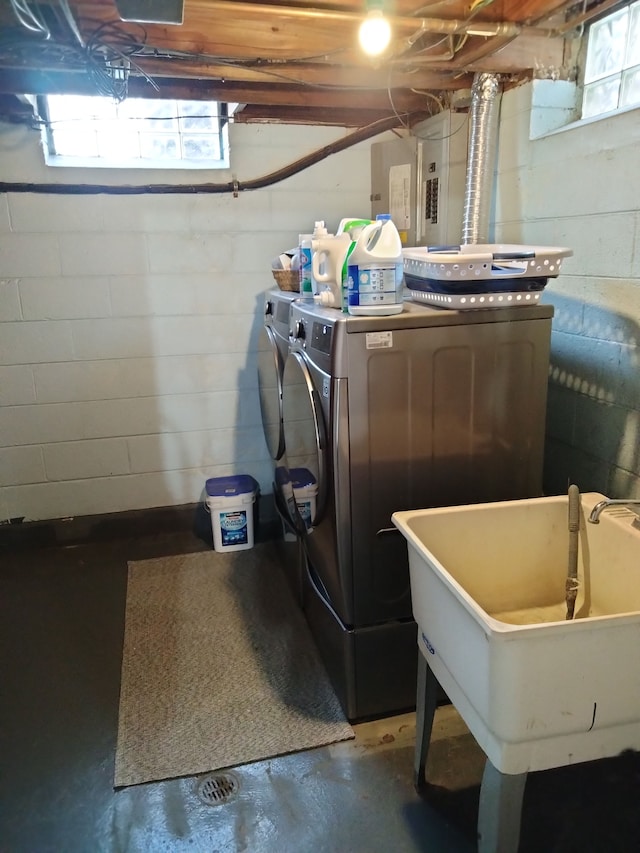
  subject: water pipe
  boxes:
[565,484,580,620]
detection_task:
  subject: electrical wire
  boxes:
[9,0,50,37]
[2,7,158,103]
[409,89,445,110]
[0,114,408,195]
[58,0,85,48]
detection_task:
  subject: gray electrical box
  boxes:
[371,111,468,248]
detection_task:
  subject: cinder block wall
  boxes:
[0,121,383,522]
[494,81,640,499]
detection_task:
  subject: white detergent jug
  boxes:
[310,221,330,296]
[311,232,352,309]
[346,214,404,316]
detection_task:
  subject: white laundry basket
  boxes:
[291,468,318,531]
[205,475,259,553]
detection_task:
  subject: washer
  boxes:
[279,298,553,720]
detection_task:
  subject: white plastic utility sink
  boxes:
[394,492,640,851]
[393,492,640,775]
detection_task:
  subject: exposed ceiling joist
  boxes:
[0,1,615,126]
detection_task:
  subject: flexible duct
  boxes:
[461,72,501,245]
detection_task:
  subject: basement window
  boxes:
[582,0,640,119]
[38,95,230,169]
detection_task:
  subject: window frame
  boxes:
[580,0,640,120]
[35,93,231,170]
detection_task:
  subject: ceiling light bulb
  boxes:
[358,9,391,56]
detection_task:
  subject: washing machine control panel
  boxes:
[293,319,306,341]
[311,322,333,355]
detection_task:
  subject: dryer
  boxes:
[279,299,553,720]
[257,287,303,599]
[257,287,298,466]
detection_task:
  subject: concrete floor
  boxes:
[2,511,640,853]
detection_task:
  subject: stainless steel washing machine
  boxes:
[278,299,554,720]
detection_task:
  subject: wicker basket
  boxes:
[271,268,300,292]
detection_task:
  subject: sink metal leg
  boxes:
[477,760,527,853]
[414,652,438,791]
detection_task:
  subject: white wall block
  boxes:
[8,193,104,233]
[43,438,130,481]
[0,321,74,365]
[1,388,261,448]
[59,232,149,276]
[0,278,21,321]
[33,352,252,403]
[188,192,273,232]
[0,445,45,485]
[19,277,111,320]
[531,79,578,110]
[70,315,253,360]
[147,231,233,274]
[0,234,61,277]
[108,274,257,317]
[101,194,194,233]
[0,365,36,405]
[231,231,298,273]
[0,195,10,232]
[128,426,267,473]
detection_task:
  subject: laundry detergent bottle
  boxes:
[346,214,404,316]
[311,232,351,308]
[310,220,330,296]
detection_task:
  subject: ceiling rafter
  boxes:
[0,0,614,125]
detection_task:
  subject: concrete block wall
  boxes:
[494,81,640,499]
[0,121,384,522]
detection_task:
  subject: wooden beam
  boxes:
[234,104,431,126]
[394,31,566,74]
[0,68,445,113]
[132,57,470,92]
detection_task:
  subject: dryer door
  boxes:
[280,350,328,530]
[257,325,285,462]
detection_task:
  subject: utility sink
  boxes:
[392,492,640,776]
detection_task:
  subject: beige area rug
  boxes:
[114,543,354,787]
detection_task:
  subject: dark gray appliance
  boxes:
[278,299,553,721]
[256,287,303,600]
[257,287,298,465]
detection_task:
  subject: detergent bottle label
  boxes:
[299,246,312,294]
[220,510,248,546]
[347,264,399,306]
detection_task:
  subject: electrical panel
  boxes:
[371,111,468,248]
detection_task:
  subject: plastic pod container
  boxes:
[205,474,259,552]
[298,233,313,295]
[291,467,318,531]
[347,214,404,316]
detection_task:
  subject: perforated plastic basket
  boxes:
[403,244,572,284]
[403,244,572,309]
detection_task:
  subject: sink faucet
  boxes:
[588,498,640,523]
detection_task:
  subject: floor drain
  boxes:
[196,771,240,806]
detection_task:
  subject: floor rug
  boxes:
[114,543,353,787]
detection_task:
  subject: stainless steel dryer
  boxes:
[257,287,303,599]
[257,287,299,465]
[279,299,554,720]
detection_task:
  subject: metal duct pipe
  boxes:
[461,72,501,245]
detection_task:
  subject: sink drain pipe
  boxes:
[565,484,581,620]
[461,72,501,245]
